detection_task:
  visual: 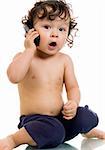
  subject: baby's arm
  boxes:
[62,55,80,120]
[7,29,39,83]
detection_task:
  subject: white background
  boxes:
[0,0,105,142]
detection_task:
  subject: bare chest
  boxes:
[25,58,64,88]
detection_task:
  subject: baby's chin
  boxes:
[36,48,59,57]
[36,48,58,58]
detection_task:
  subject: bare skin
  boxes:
[18,52,65,116]
[83,129,105,139]
[0,15,105,150]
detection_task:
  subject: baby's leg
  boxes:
[83,128,105,139]
[0,127,37,150]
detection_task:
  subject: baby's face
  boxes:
[34,17,70,56]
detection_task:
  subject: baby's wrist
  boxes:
[25,48,35,52]
[24,48,35,55]
[68,99,79,107]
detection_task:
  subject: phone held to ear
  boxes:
[24,24,40,46]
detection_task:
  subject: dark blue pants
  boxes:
[56,105,99,141]
[18,105,99,148]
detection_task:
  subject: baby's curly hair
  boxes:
[22,0,78,48]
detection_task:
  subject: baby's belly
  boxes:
[20,96,64,116]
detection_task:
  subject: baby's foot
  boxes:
[82,128,105,139]
[0,135,16,150]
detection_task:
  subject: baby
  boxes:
[0,0,105,149]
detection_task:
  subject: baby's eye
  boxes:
[59,28,65,32]
[43,25,50,29]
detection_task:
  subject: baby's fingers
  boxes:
[24,28,34,37]
[63,115,74,120]
[62,109,76,120]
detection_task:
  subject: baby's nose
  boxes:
[50,30,58,38]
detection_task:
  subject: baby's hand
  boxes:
[24,28,39,51]
[62,100,78,120]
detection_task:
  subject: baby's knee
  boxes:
[24,116,65,148]
[77,105,99,133]
[53,123,65,146]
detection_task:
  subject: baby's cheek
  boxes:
[40,32,49,43]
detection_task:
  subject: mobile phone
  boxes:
[24,24,40,46]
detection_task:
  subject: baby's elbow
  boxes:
[7,69,19,84]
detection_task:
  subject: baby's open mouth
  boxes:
[49,42,57,47]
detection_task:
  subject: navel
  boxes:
[31,75,35,79]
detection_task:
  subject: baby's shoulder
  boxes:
[58,52,72,64]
